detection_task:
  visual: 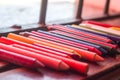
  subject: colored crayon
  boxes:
[82,20,120,28]
[13,43,90,74]
[73,24,108,34]
[66,25,113,43]
[12,44,89,74]
[0,48,45,69]
[0,43,88,74]
[28,35,104,62]
[0,37,80,60]
[32,43,80,60]
[37,30,108,55]
[80,23,120,37]
[7,33,104,62]
[7,33,82,57]
[72,24,120,44]
[0,43,69,71]
[110,27,120,31]
[47,25,111,43]
[29,31,102,55]
[72,25,120,53]
[20,31,89,51]
[12,44,72,59]
[51,30,117,51]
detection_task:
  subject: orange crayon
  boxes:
[7,33,82,57]
[110,27,120,31]
[0,37,80,60]
[7,33,104,62]
[29,35,104,62]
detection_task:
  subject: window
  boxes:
[0,0,120,28]
[0,0,41,28]
[46,0,75,23]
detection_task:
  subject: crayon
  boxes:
[66,25,113,43]
[7,33,104,62]
[51,30,117,51]
[12,44,72,59]
[80,23,120,37]
[0,37,80,60]
[29,31,102,55]
[0,43,88,74]
[33,43,80,60]
[71,25,120,54]
[37,30,108,55]
[110,27,120,31]
[28,35,104,62]
[20,31,88,51]
[0,48,45,69]
[12,44,89,74]
[0,43,69,71]
[28,45,89,74]
[7,33,82,57]
[72,24,120,44]
[73,24,107,34]
[47,25,111,43]
[82,20,120,28]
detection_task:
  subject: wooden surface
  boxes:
[0,56,120,80]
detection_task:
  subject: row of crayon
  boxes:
[0,21,119,74]
[46,21,120,55]
[0,33,97,74]
[0,35,88,74]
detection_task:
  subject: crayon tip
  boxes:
[71,54,81,60]
[95,55,104,62]
[59,62,70,71]
[19,32,30,37]
[85,64,89,74]
[35,60,45,68]
[110,27,120,31]
[93,48,102,55]
[73,50,82,58]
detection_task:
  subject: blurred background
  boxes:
[0,0,120,28]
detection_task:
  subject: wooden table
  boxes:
[0,56,120,80]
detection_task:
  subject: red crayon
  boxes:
[0,37,28,45]
[0,43,69,71]
[0,48,45,69]
[0,43,88,74]
[82,20,120,28]
[47,25,111,43]
[0,37,79,60]
[51,30,117,49]
[28,35,104,62]
[12,44,89,74]
[30,31,102,55]
[12,44,72,59]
